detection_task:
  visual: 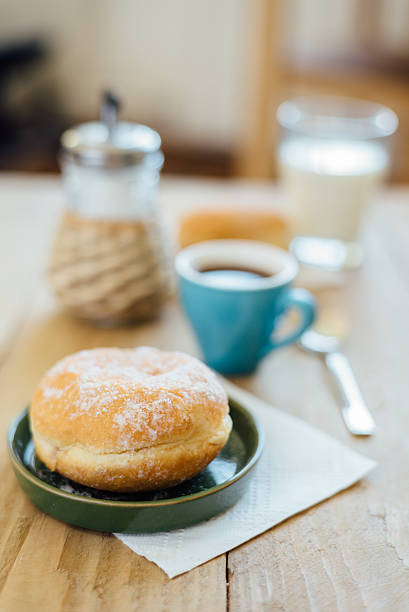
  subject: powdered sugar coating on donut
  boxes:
[31,347,229,454]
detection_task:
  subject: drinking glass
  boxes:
[277,96,398,268]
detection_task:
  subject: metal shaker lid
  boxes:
[60,91,163,169]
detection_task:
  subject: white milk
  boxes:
[278,138,388,241]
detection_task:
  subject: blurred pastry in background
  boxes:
[178,209,290,250]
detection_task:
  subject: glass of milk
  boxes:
[277,96,398,267]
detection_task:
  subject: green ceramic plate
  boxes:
[8,398,263,533]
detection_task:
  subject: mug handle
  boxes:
[258,288,316,358]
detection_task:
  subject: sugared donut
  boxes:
[30,347,232,492]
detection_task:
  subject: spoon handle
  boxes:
[324,351,376,436]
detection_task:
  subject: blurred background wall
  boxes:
[0,0,408,178]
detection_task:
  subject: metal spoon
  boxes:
[298,329,376,436]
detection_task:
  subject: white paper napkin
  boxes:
[115,380,376,578]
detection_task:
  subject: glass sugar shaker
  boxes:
[49,92,169,325]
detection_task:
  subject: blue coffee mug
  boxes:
[175,240,316,375]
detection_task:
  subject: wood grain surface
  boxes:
[0,175,408,611]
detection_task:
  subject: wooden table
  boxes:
[0,174,408,611]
